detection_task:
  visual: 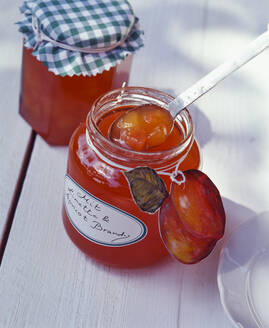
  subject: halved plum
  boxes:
[159,169,225,264]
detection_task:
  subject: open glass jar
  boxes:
[17,0,143,145]
[62,87,201,268]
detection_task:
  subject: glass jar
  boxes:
[17,0,143,146]
[19,47,132,145]
[62,87,201,268]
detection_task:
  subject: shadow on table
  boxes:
[161,85,264,174]
[219,210,269,274]
[160,87,213,149]
[134,0,269,92]
[93,197,255,281]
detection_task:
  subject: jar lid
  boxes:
[17,0,144,76]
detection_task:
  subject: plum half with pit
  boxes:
[159,169,225,264]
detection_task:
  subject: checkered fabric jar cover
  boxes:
[17,0,144,76]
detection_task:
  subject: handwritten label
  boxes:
[64,175,147,247]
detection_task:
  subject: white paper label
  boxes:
[64,175,147,247]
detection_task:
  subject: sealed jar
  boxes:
[17,0,143,145]
[62,87,201,268]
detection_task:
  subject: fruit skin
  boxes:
[159,169,225,264]
[110,104,173,151]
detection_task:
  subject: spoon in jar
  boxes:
[109,27,269,151]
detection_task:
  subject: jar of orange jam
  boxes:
[19,47,132,145]
[17,0,143,145]
[63,87,201,268]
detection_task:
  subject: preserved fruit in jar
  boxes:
[62,87,201,268]
[19,47,132,145]
[17,0,143,145]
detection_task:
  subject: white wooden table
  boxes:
[1,1,269,327]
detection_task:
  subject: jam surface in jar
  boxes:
[62,88,201,268]
[19,47,132,145]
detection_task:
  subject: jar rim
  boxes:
[86,86,194,165]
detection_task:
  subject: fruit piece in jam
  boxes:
[109,104,173,151]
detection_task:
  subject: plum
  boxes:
[159,169,225,264]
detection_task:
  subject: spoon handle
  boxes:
[168,28,269,118]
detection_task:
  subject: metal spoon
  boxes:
[110,27,269,150]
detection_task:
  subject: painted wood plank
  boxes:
[189,0,269,212]
[0,1,32,248]
[0,136,185,328]
[178,0,269,326]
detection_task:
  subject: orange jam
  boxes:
[19,47,132,145]
[62,87,201,268]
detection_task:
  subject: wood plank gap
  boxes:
[0,130,36,265]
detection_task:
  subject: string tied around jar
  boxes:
[85,127,188,187]
[17,0,144,76]
[156,152,187,187]
[31,15,135,54]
